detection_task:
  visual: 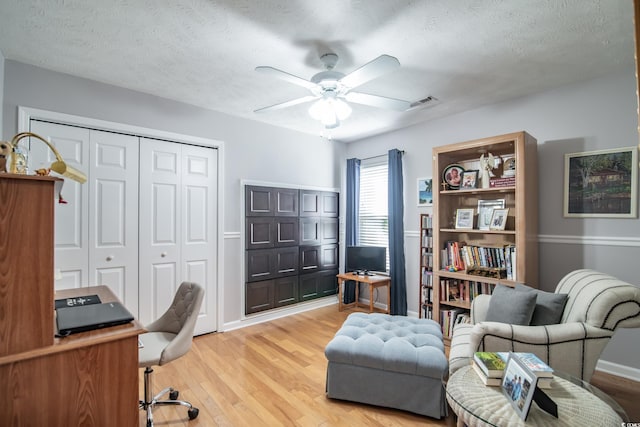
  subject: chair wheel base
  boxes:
[188,407,199,420]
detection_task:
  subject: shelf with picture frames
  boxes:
[432,131,539,340]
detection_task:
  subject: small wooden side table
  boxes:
[336,272,391,314]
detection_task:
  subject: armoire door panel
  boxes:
[300,218,320,245]
[320,244,339,270]
[299,246,320,272]
[246,280,274,314]
[246,217,274,249]
[321,218,339,244]
[321,192,339,216]
[275,188,298,216]
[275,217,299,246]
[246,186,274,216]
[300,191,320,216]
[246,249,274,282]
[274,247,299,277]
[274,276,298,307]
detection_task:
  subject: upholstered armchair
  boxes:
[449,269,640,382]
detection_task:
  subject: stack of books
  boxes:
[472,352,554,388]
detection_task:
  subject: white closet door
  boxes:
[139,138,217,334]
[181,144,218,335]
[29,121,90,290]
[88,130,140,313]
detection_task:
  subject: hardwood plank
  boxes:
[139,305,637,426]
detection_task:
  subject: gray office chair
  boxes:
[139,281,205,427]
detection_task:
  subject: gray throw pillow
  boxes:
[485,285,537,325]
[515,283,568,326]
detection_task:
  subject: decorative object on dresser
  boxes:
[432,131,538,341]
[461,169,479,189]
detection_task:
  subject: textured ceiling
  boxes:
[0,0,635,142]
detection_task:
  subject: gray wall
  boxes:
[347,66,640,372]
[2,60,346,328]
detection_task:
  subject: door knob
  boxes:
[106,255,114,261]
[161,252,167,258]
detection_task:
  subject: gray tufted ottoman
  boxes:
[324,312,448,418]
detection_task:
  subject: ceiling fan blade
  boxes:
[255,66,317,90]
[254,95,319,113]
[345,92,411,111]
[339,55,401,89]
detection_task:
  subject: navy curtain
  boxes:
[344,158,361,304]
[388,149,407,315]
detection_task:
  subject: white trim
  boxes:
[596,359,640,382]
[222,297,337,332]
[538,234,640,247]
[18,106,226,334]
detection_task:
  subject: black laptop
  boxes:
[56,302,134,336]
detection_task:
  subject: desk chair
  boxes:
[139,282,204,427]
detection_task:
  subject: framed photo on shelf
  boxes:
[417,177,433,206]
[461,170,479,189]
[501,353,538,421]
[442,164,464,190]
[490,208,509,230]
[477,199,505,230]
[455,208,474,229]
[564,147,638,218]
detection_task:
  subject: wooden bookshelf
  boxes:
[432,131,538,340]
[419,213,433,319]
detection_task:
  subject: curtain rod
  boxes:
[360,150,405,161]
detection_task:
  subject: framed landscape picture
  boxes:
[455,208,474,229]
[564,147,638,218]
[417,177,433,206]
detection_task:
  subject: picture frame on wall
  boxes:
[477,199,505,230]
[501,353,538,421]
[564,147,638,218]
[417,177,433,206]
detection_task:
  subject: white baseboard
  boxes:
[221,296,338,332]
[595,359,640,382]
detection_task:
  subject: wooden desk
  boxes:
[337,273,391,314]
[0,286,144,427]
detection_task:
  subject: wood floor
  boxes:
[139,305,639,426]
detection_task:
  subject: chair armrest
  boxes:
[470,294,491,323]
[469,321,614,381]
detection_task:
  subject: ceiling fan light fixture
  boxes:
[309,97,352,129]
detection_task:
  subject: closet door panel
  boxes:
[29,121,90,290]
[181,145,217,334]
[139,139,182,325]
[88,130,139,312]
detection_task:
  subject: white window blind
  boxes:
[359,160,389,270]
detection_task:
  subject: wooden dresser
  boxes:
[0,174,144,427]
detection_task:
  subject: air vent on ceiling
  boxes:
[409,95,439,110]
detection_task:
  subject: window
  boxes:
[358,158,389,271]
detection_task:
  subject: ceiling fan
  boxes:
[254,53,411,129]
